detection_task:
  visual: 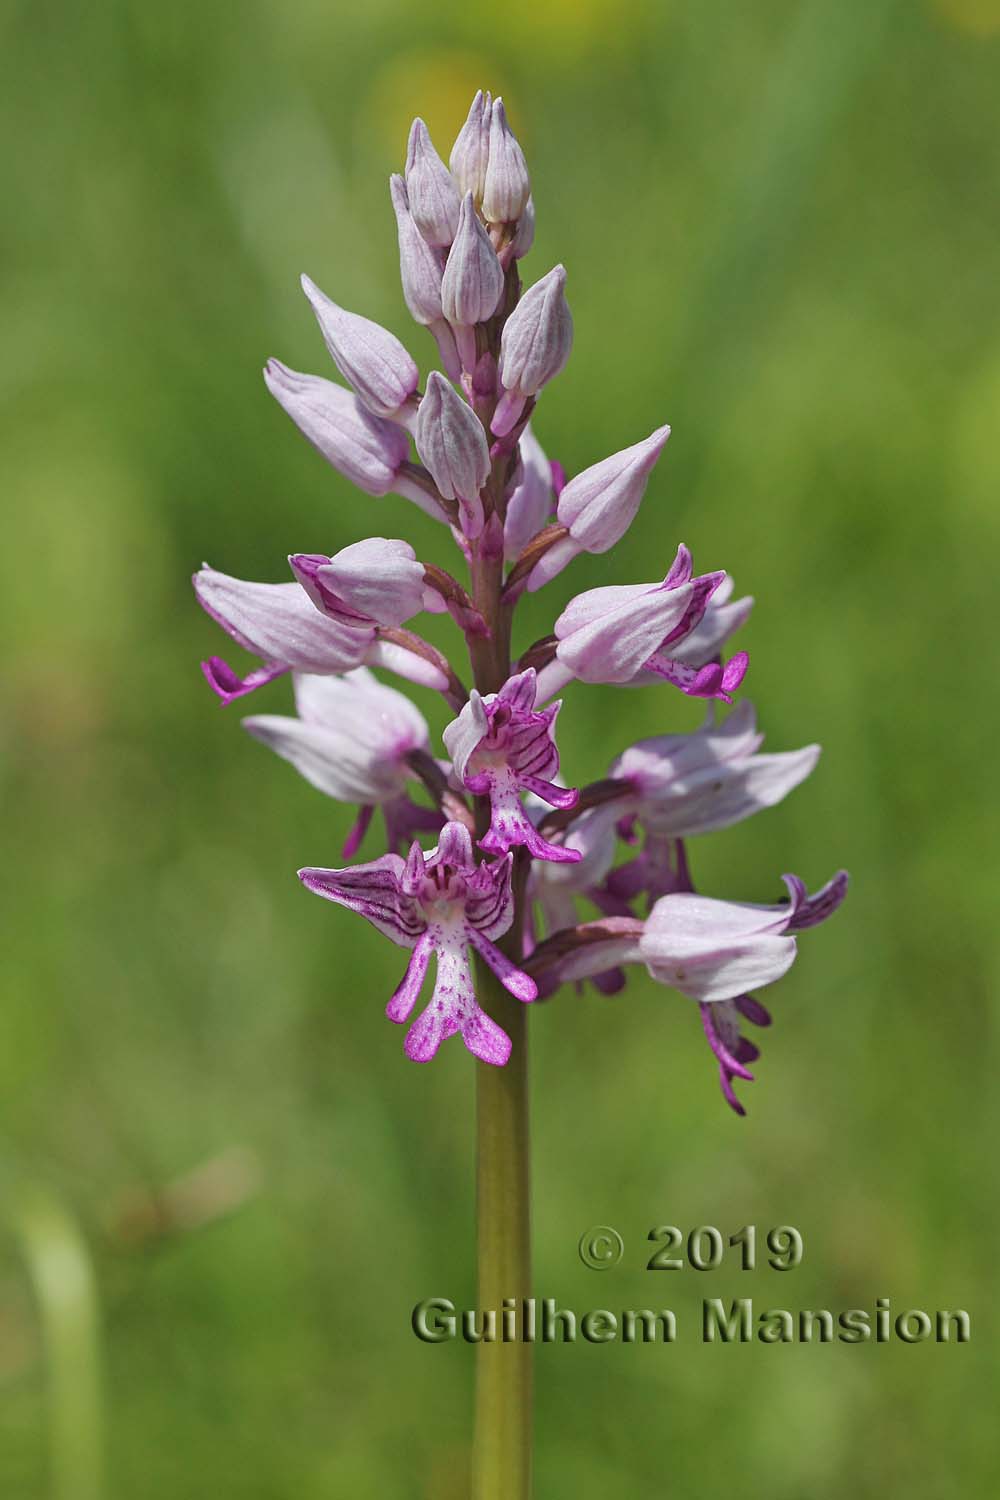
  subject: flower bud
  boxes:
[441,192,505,329]
[493,264,572,436]
[194,565,377,701]
[555,422,671,556]
[264,360,409,496]
[483,98,530,225]
[511,194,535,260]
[449,89,491,202]
[301,537,440,628]
[415,371,490,537]
[243,667,431,812]
[503,425,554,561]
[389,174,444,325]
[388,175,462,383]
[405,118,461,246]
[301,274,418,420]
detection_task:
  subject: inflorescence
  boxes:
[194,90,847,1114]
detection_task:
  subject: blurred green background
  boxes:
[2,0,999,1494]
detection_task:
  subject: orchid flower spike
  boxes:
[194,84,848,1101]
[300,822,536,1065]
[443,668,580,863]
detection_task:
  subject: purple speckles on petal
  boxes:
[404,1005,448,1063]
[387,931,435,1023]
[461,1011,513,1066]
[477,767,581,864]
[468,928,538,1003]
[301,822,533,1065]
[519,775,578,810]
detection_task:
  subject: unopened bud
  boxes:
[405,118,461,247]
[511,194,535,260]
[493,264,573,436]
[389,174,444,326]
[310,538,440,627]
[558,424,671,554]
[528,424,671,590]
[483,98,530,225]
[301,274,418,421]
[441,193,505,329]
[449,89,491,203]
[415,371,490,538]
[264,359,409,496]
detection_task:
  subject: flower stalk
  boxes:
[465,280,535,1494]
[473,960,532,1500]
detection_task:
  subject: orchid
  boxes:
[193,89,847,1082]
[300,822,535,1065]
[531,544,750,702]
[242,669,442,857]
[525,870,848,1112]
[194,565,442,704]
[443,668,579,863]
[596,718,825,919]
[193,90,848,1498]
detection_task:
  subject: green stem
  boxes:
[472,962,532,1500]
